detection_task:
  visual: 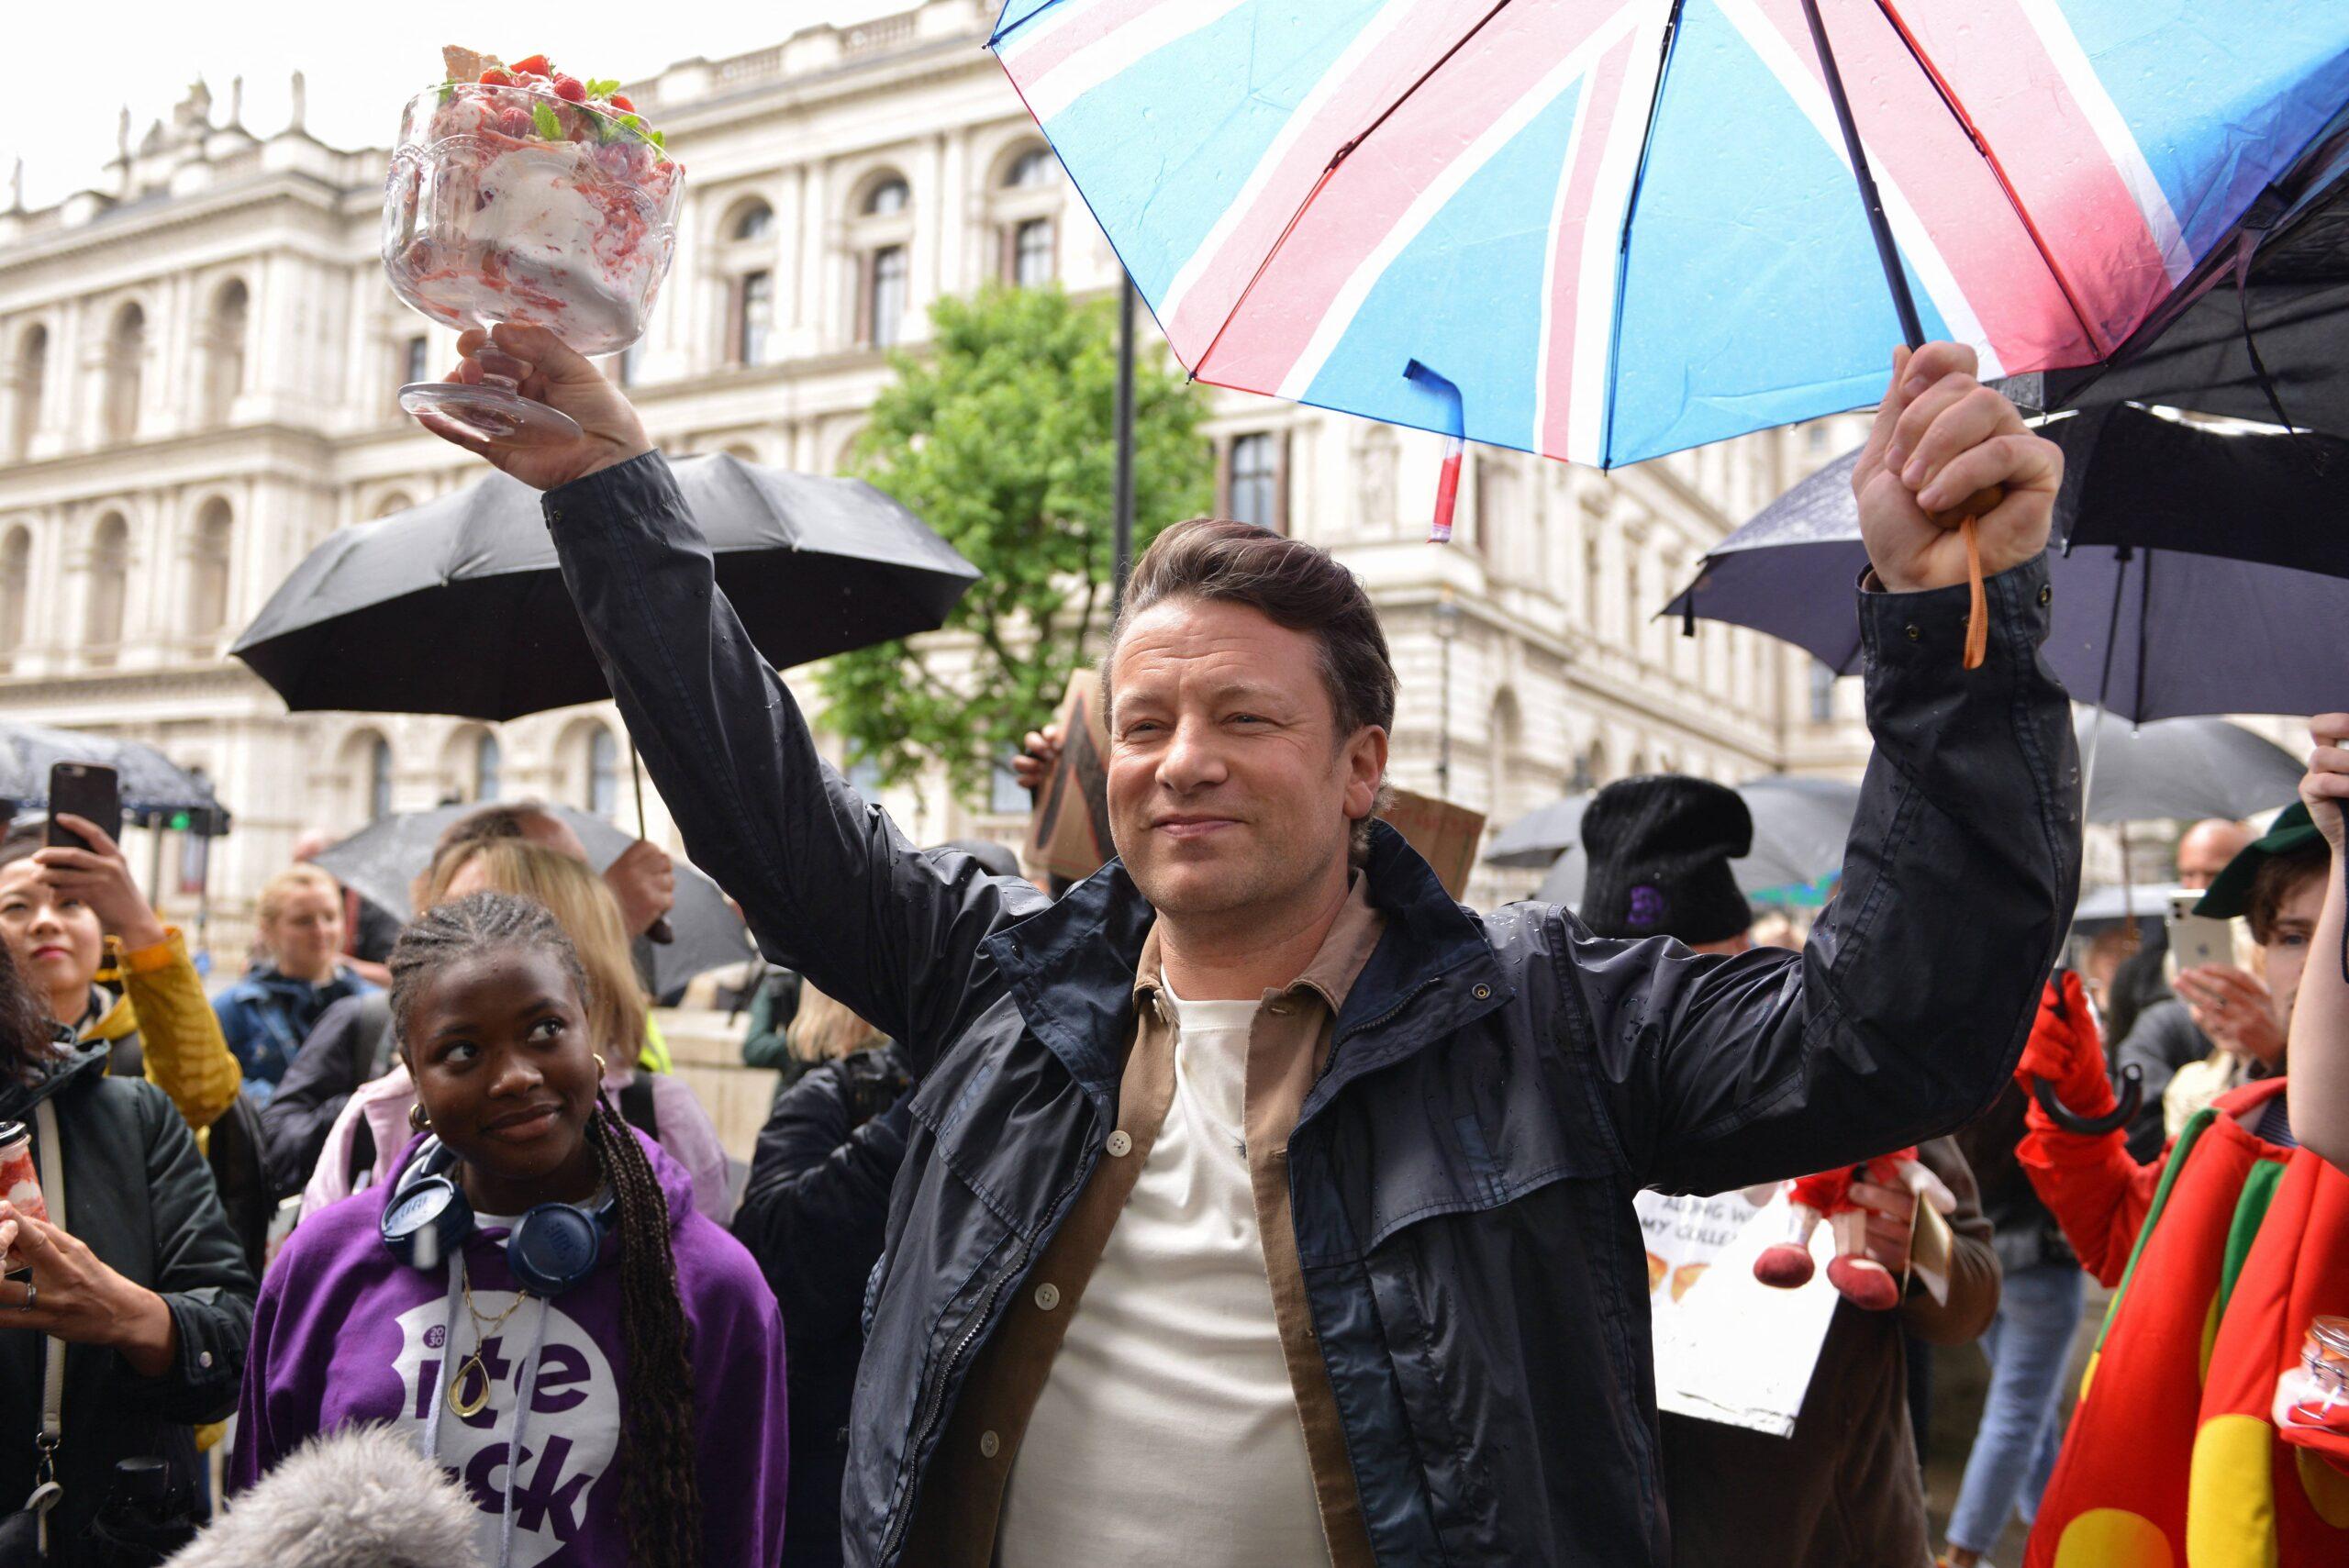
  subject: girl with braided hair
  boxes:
[233,891,787,1568]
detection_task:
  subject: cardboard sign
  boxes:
[1636,1187,1840,1438]
[1377,788,1485,900]
[1025,670,1114,883]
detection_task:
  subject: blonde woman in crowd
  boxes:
[214,864,377,1099]
[301,838,733,1222]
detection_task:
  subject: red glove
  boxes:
[2016,970,2115,1120]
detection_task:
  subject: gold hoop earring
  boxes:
[593,1052,609,1080]
[409,1101,431,1132]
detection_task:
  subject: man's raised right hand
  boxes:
[417,322,654,492]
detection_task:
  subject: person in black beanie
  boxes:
[1584,775,2001,1567]
[1578,774,1755,954]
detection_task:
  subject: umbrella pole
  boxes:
[1798,0,1990,670]
[629,737,675,948]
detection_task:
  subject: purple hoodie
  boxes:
[234,1127,786,1568]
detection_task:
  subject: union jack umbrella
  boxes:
[988,0,2349,475]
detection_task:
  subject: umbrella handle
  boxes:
[1929,485,2004,672]
[2031,1062,2143,1138]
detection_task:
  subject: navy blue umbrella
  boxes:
[1662,417,2349,724]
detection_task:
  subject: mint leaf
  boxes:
[531,101,562,140]
[648,128,665,150]
[585,78,620,97]
[438,83,457,105]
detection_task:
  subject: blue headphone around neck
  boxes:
[379,1136,617,1296]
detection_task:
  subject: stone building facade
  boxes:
[0,0,1867,952]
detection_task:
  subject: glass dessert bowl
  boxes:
[384,57,685,445]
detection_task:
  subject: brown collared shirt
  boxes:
[901,875,1386,1567]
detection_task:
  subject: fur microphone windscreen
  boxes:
[164,1426,484,1568]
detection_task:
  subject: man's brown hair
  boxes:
[1103,518,1396,851]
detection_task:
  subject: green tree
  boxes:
[819,284,1212,803]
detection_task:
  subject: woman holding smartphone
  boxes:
[0,908,254,1558]
[0,817,242,1139]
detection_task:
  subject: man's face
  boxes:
[1105,597,1384,923]
[2177,820,2254,891]
[266,885,345,981]
[2261,873,2323,1034]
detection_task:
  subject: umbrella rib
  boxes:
[1600,0,1690,470]
[1868,0,2106,361]
[1190,0,1521,383]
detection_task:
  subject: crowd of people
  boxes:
[0,327,2335,1568]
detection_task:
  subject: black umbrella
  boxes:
[2052,405,2349,581]
[2042,103,2349,448]
[230,454,979,720]
[307,804,748,996]
[1662,421,2349,723]
[2067,714,2302,825]
[0,722,229,832]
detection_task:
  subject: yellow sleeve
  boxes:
[118,929,243,1133]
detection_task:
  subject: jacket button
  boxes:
[1473,984,1492,1000]
[1106,1130,1133,1157]
[980,1430,1001,1460]
[1904,624,1922,642]
[198,1351,213,1369]
[1034,1282,1061,1311]
[2038,583,2053,606]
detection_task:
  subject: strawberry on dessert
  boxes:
[385,47,683,357]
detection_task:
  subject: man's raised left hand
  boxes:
[1854,342,2061,595]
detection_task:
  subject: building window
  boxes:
[474,732,502,802]
[732,270,774,366]
[1223,431,1286,533]
[84,513,129,655]
[400,334,429,390]
[729,199,774,241]
[0,528,28,662]
[1808,658,1838,723]
[185,499,233,639]
[104,305,145,442]
[1009,218,1055,288]
[989,761,1030,816]
[202,280,249,427]
[1006,148,1057,189]
[1582,532,1604,626]
[368,736,395,822]
[867,246,909,349]
[586,726,620,819]
[851,171,916,350]
[10,327,47,460]
[1474,454,1521,565]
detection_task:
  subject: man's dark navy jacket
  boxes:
[545,452,2081,1566]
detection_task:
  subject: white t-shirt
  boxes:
[996,984,1332,1568]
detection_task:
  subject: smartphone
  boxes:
[2165,889,2234,979]
[45,762,122,853]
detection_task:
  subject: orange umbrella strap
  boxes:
[1929,484,2004,672]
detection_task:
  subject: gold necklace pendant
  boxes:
[448,1351,493,1418]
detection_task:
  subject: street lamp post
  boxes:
[1434,585,1461,801]
[1111,275,1137,614]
